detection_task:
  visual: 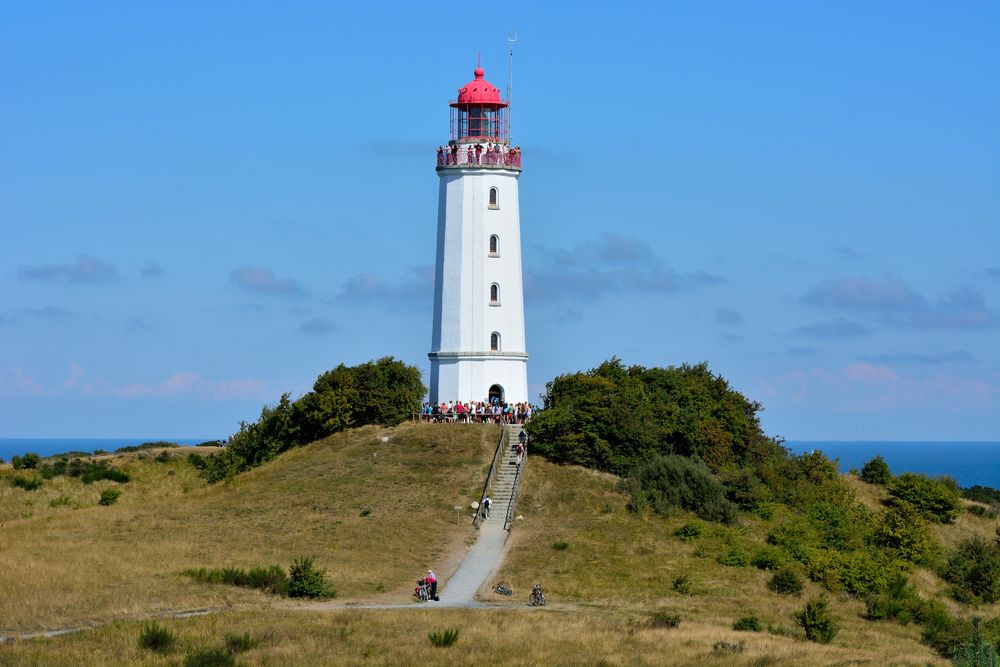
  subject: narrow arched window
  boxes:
[490,332,500,351]
[489,235,499,256]
[490,283,499,304]
[488,187,499,209]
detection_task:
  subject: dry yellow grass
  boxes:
[0,424,497,633]
[0,606,949,666]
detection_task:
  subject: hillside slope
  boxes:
[0,424,495,632]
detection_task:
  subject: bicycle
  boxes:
[529,583,546,606]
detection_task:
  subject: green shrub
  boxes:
[552,540,569,551]
[717,546,752,567]
[138,622,176,653]
[116,441,179,453]
[922,608,974,658]
[182,565,288,595]
[864,576,927,623]
[859,455,892,485]
[155,450,173,463]
[224,632,257,654]
[887,473,962,524]
[526,359,781,476]
[872,500,936,565]
[428,628,460,648]
[963,486,1000,505]
[795,597,838,643]
[9,475,42,491]
[751,547,785,571]
[943,537,1000,604]
[672,574,693,595]
[287,557,332,598]
[967,504,1000,520]
[648,611,681,628]
[11,452,41,470]
[621,454,736,524]
[49,495,74,508]
[188,452,208,470]
[183,648,235,667]
[768,566,804,595]
[99,489,121,506]
[674,522,703,541]
[733,615,763,632]
[80,461,130,484]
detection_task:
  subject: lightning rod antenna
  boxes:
[507,32,517,144]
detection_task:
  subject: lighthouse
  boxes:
[428,64,528,406]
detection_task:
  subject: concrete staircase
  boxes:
[484,424,525,526]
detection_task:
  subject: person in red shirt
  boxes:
[425,569,439,601]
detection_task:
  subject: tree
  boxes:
[859,455,892,485]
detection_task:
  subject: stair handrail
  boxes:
[472,426,507,527]
[503,430,527,531]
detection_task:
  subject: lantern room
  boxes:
[450,65,508,143]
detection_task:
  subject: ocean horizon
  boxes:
[3,437,998,489]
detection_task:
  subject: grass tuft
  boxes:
[98,489,121,506]
[647,611,680,629]
[184,648,235,667]
[552,540,569,551]
[138,622,176,653]
[428,627,460,648]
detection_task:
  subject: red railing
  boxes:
[436,147,521,170]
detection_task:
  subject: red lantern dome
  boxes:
[454,66,506,107]
[448,64,508,142]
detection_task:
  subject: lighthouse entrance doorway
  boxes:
[488,384,505,405]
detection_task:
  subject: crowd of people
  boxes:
[436,143,522,168]
[418,400,533,424]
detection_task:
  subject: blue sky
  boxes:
[1,1,997,440]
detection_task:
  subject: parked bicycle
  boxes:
[529,583,546,606]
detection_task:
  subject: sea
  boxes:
[0,438,213,462]
[786,441,1000,489]
[2,438,998,489]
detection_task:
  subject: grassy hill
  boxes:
[0,424,493,633]
[1,424,997,665]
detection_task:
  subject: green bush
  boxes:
[526,359,781,475]
[768,566,804,595]
[99,489,121,506]
[183,649,234,667]
[674,522,703,541]
[552,540,569,551]
[9,475,42,491]
[887,473,962,524]
[188,452,208,470]
[795,596,838,643]
[155,450,173,463]
[182,565,288,595]
[81,461,130,484]
[621,454,736,524]
[751,547,786,571]
[859,455,892,485]
[864,576,926,623]
[428,628,460,648]
[733,615,763,632]
[138,622,176,653]
[717,546,752,568]
[49,495,74,508]
[672,574,693,595]
[967,504,1000,520]
[11,452,41,470]
[943,537,1000,604]
[287,557,332,598]
[116,441,179,453]
[963,486,1000,505]
[872,501,936,565]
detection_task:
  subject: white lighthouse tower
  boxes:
[428,63,528,405]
